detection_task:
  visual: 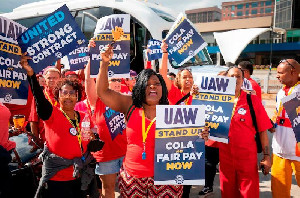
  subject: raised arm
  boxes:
[85,59,97,111]
[20,53,53,120]
[159,40,172,91]
[96,45,132,115]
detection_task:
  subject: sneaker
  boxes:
[198,186,213,197]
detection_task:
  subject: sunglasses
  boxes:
[279,59,295,69]
[110,79,122,82]
[59,90,78,98]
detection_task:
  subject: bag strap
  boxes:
[246,93,259,133]
[175,92,191,105]
[126,104,136,121]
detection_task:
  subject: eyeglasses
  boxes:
[110,79,122,83]
[279,59,295,69]
[168,77,175,80]
[59,90,78,98]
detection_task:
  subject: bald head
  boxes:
[277,59,300,87]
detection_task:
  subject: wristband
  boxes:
[163,51,168,53]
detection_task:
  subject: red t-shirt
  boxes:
[249,78,262,100]
[219,91,272,158]
[92,99,127,162]
[123,106,156,178]
[44,107,88,181]
[168,84,192,105]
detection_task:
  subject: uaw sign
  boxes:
[154,105,205,185]
[17,4,87,73]
[282,92,300,143]
[146,39,162,61]
[165,13,207,67]
[90,14,130,78]
[0,16,28,105]
[67,46,89,71]
[192,75,236,143]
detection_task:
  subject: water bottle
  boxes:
[81,114,91,141]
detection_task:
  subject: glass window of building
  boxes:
[251,9,258,14]
[265,8,272,13]
[261,2,264,7]
[245,10,249,15]
[232,5,235,10]
[251,2,258,8]
[237,4,243,9]
[260,8,264,13]
[265,1,272,6]
[246,3,249,8]
[231,13,235,17]
[237,11,243,16]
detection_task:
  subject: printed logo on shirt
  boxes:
[69,128,78,136]
[104,107,126,140]
[238,108,246,115]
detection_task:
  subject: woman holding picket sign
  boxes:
[96,44,209,197]
[20,53,103,198]
[218,66,272,197]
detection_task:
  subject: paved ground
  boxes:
[115,93,300,197]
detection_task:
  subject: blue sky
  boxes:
[0,0,235,13]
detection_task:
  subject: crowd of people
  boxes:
[0,37,300,198]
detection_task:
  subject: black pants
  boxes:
[205,145,219,188]
[42,179,84,198]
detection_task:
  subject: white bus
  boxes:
[1,0,211,72]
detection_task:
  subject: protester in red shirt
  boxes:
[238,61,262,100]
[218,66,272,197]
[0,102,16,197]
[159,41,194,106]
[83,48,127,197]
[20,54,100,198]
[96,46,210,197]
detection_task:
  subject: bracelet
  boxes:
[163,51,168,53]
[263,154,270,156]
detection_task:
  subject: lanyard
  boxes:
[60,109,84,155]
[142,109,156,160]
[231,93,240,118]
[272,81,300,122]
[44,89,58,107]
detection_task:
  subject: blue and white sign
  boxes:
[192,75,236,143]
[146,39,162,61]
[0,16,28,105]
[90,14,130,78]
[165,13,207,67]
[282,92,300,143]
[67,46,89,71]
[17,4,87,73]
[154,105,205,185]
[103,106,126,140]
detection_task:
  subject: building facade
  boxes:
[222,0,274,21]
[186,6,221,23]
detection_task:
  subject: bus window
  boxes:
[16,16,44,28]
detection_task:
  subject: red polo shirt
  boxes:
[168,84,192,105]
